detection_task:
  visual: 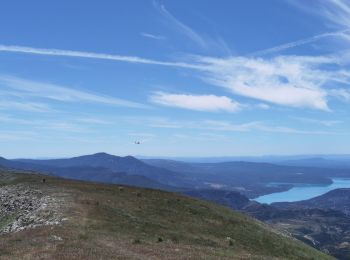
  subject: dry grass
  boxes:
[0,171,333,259]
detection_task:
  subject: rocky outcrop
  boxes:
[0,184,63,234]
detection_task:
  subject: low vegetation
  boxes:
[0,170,332,259]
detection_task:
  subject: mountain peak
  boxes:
[88,153,137,160]
[91,152,113,157]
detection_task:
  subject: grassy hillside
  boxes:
[0,170,332,259]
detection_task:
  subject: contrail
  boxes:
[0,44,202,69]
[250,29,349,56]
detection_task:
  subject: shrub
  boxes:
[132,238,141,244]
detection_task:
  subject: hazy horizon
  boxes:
[4,152,350,160]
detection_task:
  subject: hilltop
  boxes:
[0,169,331,260]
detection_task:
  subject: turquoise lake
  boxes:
[255,178,350,204]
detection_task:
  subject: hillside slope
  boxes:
[273,188,350,216]
[183,188,350,259]
[0,170,332,259]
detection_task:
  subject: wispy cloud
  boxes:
[1,45,349,111]
[147,117,336,135]
[172,132,229,141]
[255,103,270,110]
[38,122,90,133]
[329,88,350,101]
[193,55,349,111]
[0,75,149,109]
[0,100,52,112]
[0,114,109,134]
[0,131,37,141]
[290,0,350,43]
[140,32,165,40]
[248,1,350,57]
[75,117,111,125]
[319,0,350,29]
[152,0,231,54]
[153,0,207,48]
[251,29,349,56]
[291,116,342,127]
[150,92,242,112]
[0,44,202,69]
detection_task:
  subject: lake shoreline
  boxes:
[254,178,350,204]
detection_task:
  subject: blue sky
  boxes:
[1,0,350,158]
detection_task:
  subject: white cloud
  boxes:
[140,32,165,40]
[150,92,242,112]
[194,55,343,111]
[0,75,149,109]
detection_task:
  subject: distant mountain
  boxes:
[279,157,350,169]
[144,159,347,197]
[1,154,191,191]
[15,152,194,188]
[140,154,350,164]
[273,188,350,216]
[5,153,350,199]
[48,166,178,191]
[0,156,51,172]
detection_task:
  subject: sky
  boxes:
[1,0,350,158]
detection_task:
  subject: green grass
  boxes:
[0,170,334,259]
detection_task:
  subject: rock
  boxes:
[0,184,64,234]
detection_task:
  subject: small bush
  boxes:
[132,238,141,244]
[157,237,163,243]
